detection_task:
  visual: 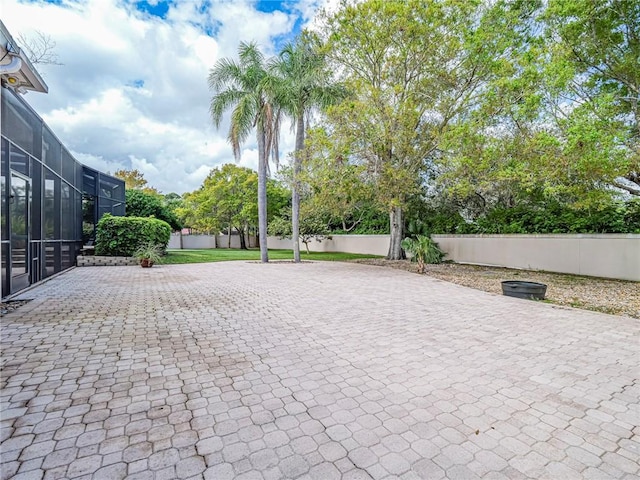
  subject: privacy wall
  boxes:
[432,234,640,282]
[267,234,639,281]
[168,233,258,250]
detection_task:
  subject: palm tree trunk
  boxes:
[257,126,269,263]
[292,114,305,263]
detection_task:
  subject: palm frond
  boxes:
[238,41,265,70]
[311,83,350,111]
[230,123,242,161]
[229,94,258,159]
[261,102,279,169]
[208,58,244,92]
[208,40,285,184]
[271,107,282,169]
[210,88,246,127]
[268,33,345,132]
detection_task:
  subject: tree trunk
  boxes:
[292,113,305,263]
[257,127,269,263]
[387,206,404,260]
[228,225,231,248]
[239,226,247,250]
[179,230,183,250]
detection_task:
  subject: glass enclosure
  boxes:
[1,86,125,297]
[81,167,125,243]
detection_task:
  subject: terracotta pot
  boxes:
[140,258,155,268]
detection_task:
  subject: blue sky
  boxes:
[134,1,299,17]
[3,0,331,194]
[135,0,172,18]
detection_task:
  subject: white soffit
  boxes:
[0,20,48,94]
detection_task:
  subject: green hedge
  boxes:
[95,214,171,256]
[414,199,640,235]
[463,200,640,234]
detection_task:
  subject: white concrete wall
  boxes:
[432,234,640,281]
[168,234,257,250]
[267,235,390,256]
[171,233,639,281]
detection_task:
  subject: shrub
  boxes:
[125,189,183,231]
[95,214,171,256]
[623,198,640,233]
[401,235,445,273]
[468,200,639,234]
[421,199,640,235]
[407,208,467,235]
[268,210,331,253]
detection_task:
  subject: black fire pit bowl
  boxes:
[501,280,547,300]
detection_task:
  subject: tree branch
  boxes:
[17,31,63,66]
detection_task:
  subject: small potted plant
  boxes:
[133,242,163,268]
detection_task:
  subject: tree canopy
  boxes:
[125,189,183,231]
[437,0,640,211]
[318,0,504,258]
[198,0,639,249]
[178,163,290,247]
[114,169,159,195]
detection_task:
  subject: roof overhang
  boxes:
[0,20,48,94]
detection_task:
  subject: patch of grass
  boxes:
[163,248,381,265]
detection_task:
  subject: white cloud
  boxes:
[73,152,127,176]
[2,0,332,194]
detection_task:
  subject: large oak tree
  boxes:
[320,0,498,258]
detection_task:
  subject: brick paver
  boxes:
[1,261,638,479]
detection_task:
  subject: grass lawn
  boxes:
[162,248,381,265]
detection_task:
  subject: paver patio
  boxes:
[1,261,638,480]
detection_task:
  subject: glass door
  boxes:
[10,173,30,293]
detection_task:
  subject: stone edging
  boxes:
[77,256,138,267]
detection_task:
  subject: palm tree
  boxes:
[209,42,280,263]
[270,33,345,262]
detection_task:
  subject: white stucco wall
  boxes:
[432,234,640,281]
[168,234,257,250]
[267,235,390,256]
[170,233,639,281]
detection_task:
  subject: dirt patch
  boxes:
[348,259,640,319]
